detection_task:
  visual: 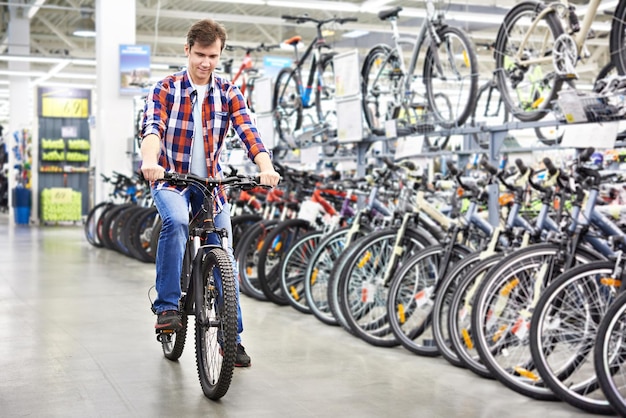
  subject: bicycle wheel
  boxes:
[84,201,113,248]
[471,243,599,400]
[361,44,402,133]
[387,244,470,357]
[470,80,510,149]
[195,247,237,400]
[448,253,506,379]
[337,226,437,347]
[280,230,324,314]
[431,251,483,368]
[231,213,263,252]
[529,261,617,415]
[124,206,159,263]
[494,1,564,122]
[257,218,315,305]
[610,0,626,75]
[594,290,626,417]
[273,67,302,149]
[236,219,280,301]
[306,226,367,326]
[423,25,478,130]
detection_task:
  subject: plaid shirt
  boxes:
[142,69,268,205]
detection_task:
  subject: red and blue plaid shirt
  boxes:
[142,69,268,205]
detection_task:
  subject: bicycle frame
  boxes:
[514,0,602,68]
[286,33,329,110]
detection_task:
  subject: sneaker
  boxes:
[155,310,182,331]
[235,344,251,367]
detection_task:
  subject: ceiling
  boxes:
[0,0,617,125]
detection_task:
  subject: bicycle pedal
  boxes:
[156,332,173,343]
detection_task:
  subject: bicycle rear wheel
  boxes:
[494,1,564,122]
[195,247,237,401]
[423,25,478,130]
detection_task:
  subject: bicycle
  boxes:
[272,14,357,153]
[360,3,479,149]
[223,43,280,113]
[493,0,626,122]
[151,171,263,400]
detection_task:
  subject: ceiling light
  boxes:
[202,0,265,4]
[73,11,96,38]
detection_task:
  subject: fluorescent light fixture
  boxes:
[73,15,96,38]
[267,0,360,13]
[0,80,9,85]
[0,70,97,80]
[343,30,370,39]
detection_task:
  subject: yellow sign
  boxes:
[41,97,89,118]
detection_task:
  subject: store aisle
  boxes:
[0,224,602,417]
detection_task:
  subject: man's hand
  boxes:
[254,152,280,187]
[141,162,165,182]
[258,169,281,187]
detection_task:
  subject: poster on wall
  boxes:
[119,44,151,96]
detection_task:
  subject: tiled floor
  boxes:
[0,219,604,417]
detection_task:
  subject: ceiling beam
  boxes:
[36,14,79,50]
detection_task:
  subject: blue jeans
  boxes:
[152,187,243,342]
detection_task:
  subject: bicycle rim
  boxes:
[280,230,324,314]
[610,0,626,75]
[387,245,469,356]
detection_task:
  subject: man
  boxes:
[140,18,280,367]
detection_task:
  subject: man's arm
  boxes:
[140,134,165,181]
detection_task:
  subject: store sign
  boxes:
[120,44,151,96]
[262,56,292,79]
[38,87,91,118]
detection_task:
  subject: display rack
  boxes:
[37,87,92,221]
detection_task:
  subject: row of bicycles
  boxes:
[83,171,159,263]
[229,0,626,155]
[232,151,626,416]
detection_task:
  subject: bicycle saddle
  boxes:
[378,6,402,21]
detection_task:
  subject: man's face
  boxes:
[184,40,221,85]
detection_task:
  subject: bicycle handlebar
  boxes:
[281,14,358,26]
[225,43,281,53]
[161,172,264,190]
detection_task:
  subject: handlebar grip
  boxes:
[282,15,298,20]
[339,17,358,23]
[481,160,498,175]
[514,158,528,175]
[446,159,458,176]
[579,147,595,162]
[542,157,558,176]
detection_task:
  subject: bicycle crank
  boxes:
[553,34,578,79]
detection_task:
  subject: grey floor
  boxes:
[0,217,605,418]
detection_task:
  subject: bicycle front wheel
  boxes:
[273,67,302,149]
[529,261,617,415]
[594,290,626,417]
[195,247,237,400]
[494,1,564,122]
[361,44,402,133]
[423,25,478,130]
[610,0,626,75]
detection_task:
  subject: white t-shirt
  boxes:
[190,83,208,177]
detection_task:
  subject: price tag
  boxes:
[42,97,89,118]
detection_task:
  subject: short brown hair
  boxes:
[186,19,227,51]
